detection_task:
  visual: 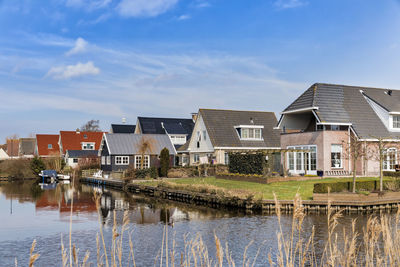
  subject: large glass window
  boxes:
[384,148,397,171]
[331,144,342,168]
[224,153,229,165]
[116,156,129,165]
[135,155,149,169]
[287,145,317,174]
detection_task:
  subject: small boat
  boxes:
[57,174,71,180]
[38,182,57,190]
[38,170,57,183]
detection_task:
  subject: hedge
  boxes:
[383,171,400,177]
[313,180,381,193]
[228,152,265,175]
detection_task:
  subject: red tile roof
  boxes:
[59,131,105,154]
[36,134,60,156]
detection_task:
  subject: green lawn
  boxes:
[142,176,387,200]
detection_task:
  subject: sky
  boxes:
[2,0,400,141]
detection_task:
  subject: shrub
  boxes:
[0,159,36,178]
[30,157,46,176]
[135,167,158,179]
[228,152,265,175]
[383,171,400,177]
[313,180,380,193]
[159,148,170,177]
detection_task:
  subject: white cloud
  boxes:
[177,14,190,20]
[66,37,88,56]
[193,1,210,8]
[65,0,112,10]
[117,0,179,17]
[46,61,100,79]
[274,0,307,9]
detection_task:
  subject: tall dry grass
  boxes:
[19,189,400,267]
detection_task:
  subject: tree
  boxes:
[159,147,170,177]
[369,136,393,192]
[80,120,101,132]
[341,132,368,193]
[136,137,155,169]
[30,157,46,176]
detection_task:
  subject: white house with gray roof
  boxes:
[184,109,281,165]
[277,83,400,176]
[99,133,176,172]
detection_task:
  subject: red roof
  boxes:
[6,139,19,157]
[36,134,60,156]
[59,131,105,154]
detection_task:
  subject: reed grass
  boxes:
[19,187,400,267]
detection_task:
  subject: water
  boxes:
[0,181,391,266]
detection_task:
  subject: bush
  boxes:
[159,148,170,177]
[228,152,265,175]
[135,167,158,179]
[313,180,382,193]
[0,159,36,178]
[383,171,400,177]
[30,157,46,176]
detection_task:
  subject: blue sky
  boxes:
[1,0,400,141]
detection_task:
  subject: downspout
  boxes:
[348,127,351,175]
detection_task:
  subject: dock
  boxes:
[80,177,400,214]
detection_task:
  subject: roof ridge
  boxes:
[315,82,400,92]
[199,108,275,113]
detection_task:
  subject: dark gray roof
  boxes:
[199,109,281,148]
[137,117,194,137]
[19,138,36,155]
[66,150,99,158]
[111,124,136,133]
[104,134,176,155]
[284,83,400,139]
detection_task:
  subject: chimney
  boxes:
[191,113,198,122]
[76,128,80,134]
[122,117,127,124]
[250,117,254,124]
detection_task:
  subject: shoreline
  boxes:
[80,177,400,214]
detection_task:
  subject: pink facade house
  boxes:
[277,83,400,177]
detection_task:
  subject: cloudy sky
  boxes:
[1,0,400,141]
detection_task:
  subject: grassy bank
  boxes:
[140,176,389,200]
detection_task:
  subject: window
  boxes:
[135,155,150,169]
[116,156,129,165]
[101,156,106,165]
[194,154,200,163]
[331,125,340,131]
[384,148,397,170]
[316,125,324,131]
[82,142,95,150]
[170,135,186,145]
[236,126,263,140]
[83,134,88,139]
[73,158,78,163]
[331,144,342,168]
[224,153,229,165]
[287,145,317,173]
[203,131,207,141]
[48,144,53,149]
[106,156,111,165]
[393,116,400,129]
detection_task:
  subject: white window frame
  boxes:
[194,154,200,163]
[234,125,264,141]
[383,148,397,171]
[48,144,53,149]
[81,142,95,150]
[393,115,400,129]
[72,158,78,163]
[101,156,106,165]
[115,156,129,165]
[287,145,317,175]
[134,155,150,169]
[331,144,343,169]
[106,156,111,165]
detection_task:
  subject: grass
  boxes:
[140,176,388,200]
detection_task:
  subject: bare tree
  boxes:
[80,120,101,132]
[341,132,368,193]
[136,137,155,169]
[369,136,394,192]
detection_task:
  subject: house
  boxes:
[276,83,400,176]
[186,109,281,165]
[135,116,195,149]
[59,130,105,155]
[19,138,36,158]
[110,124,136,133]
[36,134,60,157]
[0,148,9,160]
[99,133,176,172]
[65,150,99,169]
[6,139,19,158]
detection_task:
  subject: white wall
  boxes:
[188,114,214,154]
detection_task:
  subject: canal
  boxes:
[0,180,393,266]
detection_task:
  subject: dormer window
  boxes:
[48,144,52,149]
[82,142,95,150]
[235,125,263,140]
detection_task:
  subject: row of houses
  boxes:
[2,83,400,176]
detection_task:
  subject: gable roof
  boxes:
[111,124,136,133]
[0,148,9,159]
[6,139,19,157]
[283,83,400,139]
[199,109,281,148]
[59,131,105,154]
[36,134,60,156]
[66,150,99,158]
[104,134,176,155]
[19,138,36,156]
[137,117,194,137]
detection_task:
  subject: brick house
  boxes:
[277,83,400,176]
